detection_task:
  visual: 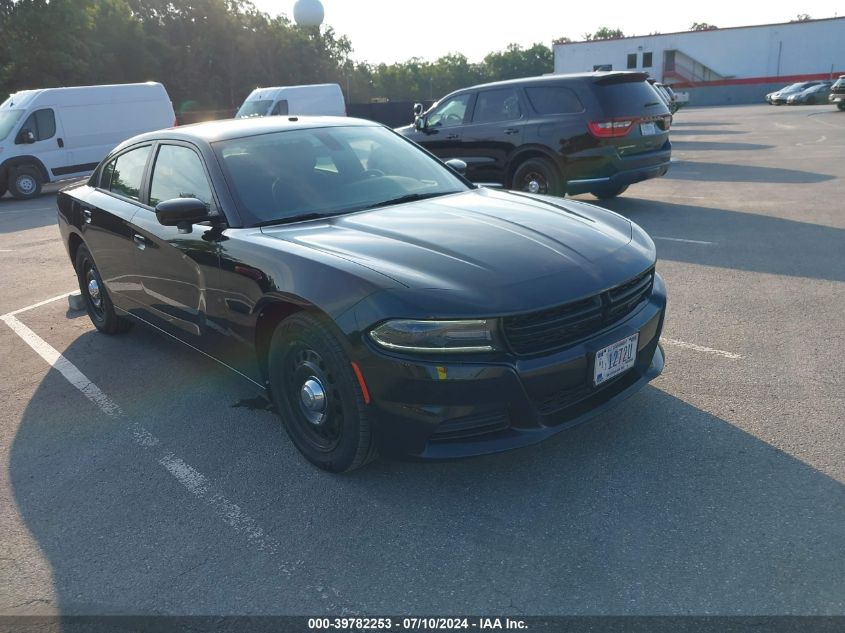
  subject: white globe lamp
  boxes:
[293,0,324,27]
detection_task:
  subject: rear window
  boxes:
[525,86,584,114]
[594,80,669,117]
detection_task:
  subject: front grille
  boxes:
[503,269,654,356]
[430,411,510,442]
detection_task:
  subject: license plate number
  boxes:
[640,122,657,136]
[594,333,639,386]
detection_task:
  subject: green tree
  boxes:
[583,27,625,41]
[690,22,718,31]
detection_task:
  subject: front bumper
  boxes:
[357,274,667,459]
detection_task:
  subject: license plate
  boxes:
[640,122,657,136]
[593,333,639,386]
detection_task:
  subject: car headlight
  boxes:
[369,319,497,353]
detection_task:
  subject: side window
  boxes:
[270,100,289,116]
[627,53,637,69]
[525,86,584,115]
[643,52,653,68]
[472,88,522,123]
[149,144,214,207]
[427,94,471,129]
[109,145,152,201]
[100,159,116,189]
[18,108,56,142]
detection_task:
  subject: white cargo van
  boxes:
[0,82,175,199]
[235,83,345,119]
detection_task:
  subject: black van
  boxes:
[397,72,672,199]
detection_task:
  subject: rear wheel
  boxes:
[591,184,629,200]
[268,313,376,472]
[838,103,845,111]
[511,157,561,196]
[75,244,132,334]
[9,165,43,200]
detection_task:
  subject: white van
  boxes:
[235,83,345,119]
[0,82,175,199]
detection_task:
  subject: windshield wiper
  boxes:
[361,191,460,211]
[256,213,327,227]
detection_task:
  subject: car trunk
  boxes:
[588,73,672,157]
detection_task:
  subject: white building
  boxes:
[553,17,845,105]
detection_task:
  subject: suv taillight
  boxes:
[588,119,635,138]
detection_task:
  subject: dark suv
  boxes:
[830,76,845,111]
[397,72,672,199]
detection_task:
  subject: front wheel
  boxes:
[591,184,629,200]
[511,157,561,196]
[9,165,43,200]
[838,103,845,111]
[75,244,132,334]
[268,313,376,472]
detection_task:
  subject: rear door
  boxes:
[461,87,526,184]
[79,143,153,308]
[128,142,220,343]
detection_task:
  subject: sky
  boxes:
[254,0,843,64]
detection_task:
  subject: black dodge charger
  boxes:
[57,116,666,472]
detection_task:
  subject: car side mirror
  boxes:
[414,115,427,131]
[16,129,35,145]
[444,158,467,176]
[155,197,212,234]
[413,103,424,117]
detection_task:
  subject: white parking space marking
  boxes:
[662,337,743,360]
[2,295,281,556]
[3,291,75,317]
[653,236,715,245]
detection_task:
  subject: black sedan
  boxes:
[57,116,666,472]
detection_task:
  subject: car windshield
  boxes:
[0,109,24,141]
[215,124,469,226]
[235,100,273,118]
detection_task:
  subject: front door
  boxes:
[14,107,68,180]
[129,142,220,345]
[413,93,474,162]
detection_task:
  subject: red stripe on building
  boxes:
[667,71,845,89]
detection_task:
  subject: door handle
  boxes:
[133,234,147,250]
[504,128,519,135]
[446,133,460,140]
[82,209,92,224]
[57,137,64,148]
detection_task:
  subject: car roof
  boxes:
[451,71,649,93]
[120,116,380,148]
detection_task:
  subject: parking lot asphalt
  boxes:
[0,104,843,616]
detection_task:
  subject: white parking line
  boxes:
[2,295,281,556]
[653,236,715,245]
[662,337,743,360]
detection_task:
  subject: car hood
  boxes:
[260,189,655,312]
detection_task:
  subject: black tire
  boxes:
[268,313,376,473]
[9,164,43,200]
[591,184,629,200]
[838,103,845,111]
[0,184,6,198]
[74,244,132,334]
[511,157,562,196]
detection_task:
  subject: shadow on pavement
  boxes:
[671,140,774,152]
[593,197,845,282]
[664,160,834,184]
[8,325,845,614]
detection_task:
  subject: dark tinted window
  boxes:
[627,54,637,69]
[100,160,115,189]
[109,145,151,201]
[149,145,214,207]
[525,86,584,114]
[596,79,670,117]
[643,52,653,67]
[19,108,56,141]
[270,100,289,116]
[472,88,522,123]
